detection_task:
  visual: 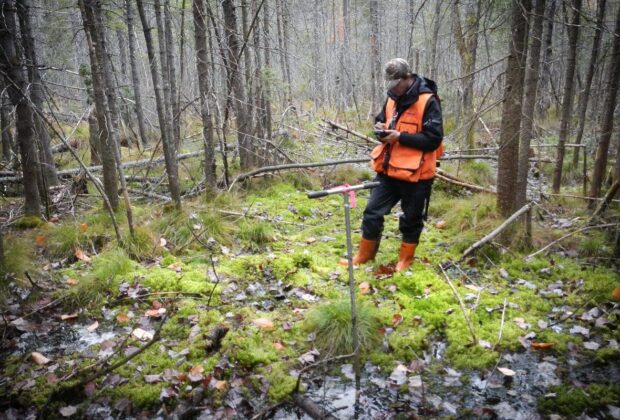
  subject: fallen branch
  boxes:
[526,223,618,259]
[543,192,620,203]
[436,169,496,194]
[321,118,379,145]
[439,263,477,345]
[589,181,620,223]
[291,393,338,420]
[228,158,368,191]
[492,298,507,352]
[460,202,533,260]
[0,151,203,183]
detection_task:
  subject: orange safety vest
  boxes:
[370,92,443,182]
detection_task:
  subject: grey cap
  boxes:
[384,58,411,90]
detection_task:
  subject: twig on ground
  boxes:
[439,263,477,345]
[526,223,617,259]
[492,298,507,352]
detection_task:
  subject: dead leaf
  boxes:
[465,284,481,292]
[60,313,78,321]
[31,351,51,365]
[569,325,590,337]
[583,341,600,350]
[214,380,227,391]
[513,317,530,330]
[116,313,130,323]
[359,282,371,295]
[66,278,78,286]
[305,237,317,244]
[374,265,395,278]
[74,248,91,263]
[87,320,99,332]
[188,365,204,382]
[160,237,167,247]
[497,367,516,377]
[132,328,154,341]
[389,364,409,385]
[392,313,403,327]
[152,301,162,310]
[253,318,275,331]
[167,262,182,272]
[144,374,162,384]
[531,342,556,349]
[612,286,620,301]
[434,219,446,229]
[83,381,96,397]
[273,341,285,351]
[59,406,77,417]
[79,223,88,232]
[35,235,47,247]
[145,308,166,318]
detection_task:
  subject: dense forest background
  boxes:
[0,0,619,418]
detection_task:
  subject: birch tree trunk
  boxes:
[192,0,216,188]
[125,0,148,147]
[0,0,40,216]
[589,2,620,199]
[496,0,531,217]
[572,0,605,167]
[136,0,182,208]
[551,0,581,193]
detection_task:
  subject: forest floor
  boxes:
[1,162,619,419]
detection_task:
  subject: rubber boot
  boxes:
[339,238,379,267]
[395,242,417,272]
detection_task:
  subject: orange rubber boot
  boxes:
[395,242,417,272]
[339,238,379,267]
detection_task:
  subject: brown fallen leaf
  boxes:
[273,341,286,351]
[188,364,204,382]
[305,237,317,244]
[35,235,47,247]
[359,282,371,295]
[214,380,227,391]
[31,351,51,365]
[392,313,403,327]
[116,313,130,323]
[145,308,166,318]
[612,286,620,301]
[253,318,275,331]
[87,320,99,332]
[60,313,78,321]
[66,278,78,286]
[75,248,91,263]
[434,219,447,229]
[531,342,556,349]
[79,223,88,232]
[152,300,162,310]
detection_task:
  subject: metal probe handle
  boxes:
[306,181,380,199]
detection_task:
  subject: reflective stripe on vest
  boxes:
[370,93,442,182]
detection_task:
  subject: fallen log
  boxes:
[589,181,620,223]
[436,169,496,194]
[291,393,338,420]
[321,118,379,145]
[460,202,533,260]
[0,151,202,183]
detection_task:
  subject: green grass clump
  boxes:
[122,226,160,260]
[0,235,35,277]
[305,297,381,355]
[237,221,274,246]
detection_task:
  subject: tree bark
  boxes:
[0,90,13,163]
[516,0,546,209]
[136,0,182,208]
[369,0,381,118]
[0,0,40,217]
[222,0,252,169]
[551,0,581,193]
[79,0,119,210]
[16,0,58,187]
[125,0,148,147]
[153,0,174,146]
[589,1,620,199]
[192,0,216,188]
[572,0,605,167]
[496,0,531,217]
[537,0,556,118]
[163,0,180,146]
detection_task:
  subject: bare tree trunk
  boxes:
[590,2,620,199]
[261,0,272,142]
[452,0,481,149]
[369,0,380,118]
[497,0,531,217]
[516,0,546,210]
[276,0,292,103]
[0,90,13,163]
[136,0,182,208]
[79,0,119,210]
[153,0,174,146]
[537,0,556,119]
[429,0,442,80]
[87,111,100,165]
[87,0,135,235]
[222,0,252,170]
[163,0,180,146]
[16,0,58,187]
[193,0,216,188]
[572,0,605,167]
[125,0,148,147]
[0,0,40,217]
[551,0,581,193]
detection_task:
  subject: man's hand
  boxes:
[381,130,399,145]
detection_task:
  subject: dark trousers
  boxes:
[361,174,433,244]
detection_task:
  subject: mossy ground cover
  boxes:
[1,178,618,417]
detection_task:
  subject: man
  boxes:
[340,58,443,272]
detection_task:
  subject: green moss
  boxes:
[538,384,620,416]
[305,297,381,355]
[262,363,297,402]
[13,215,45,229]
[226,330,279,368]
[112,382,164,408]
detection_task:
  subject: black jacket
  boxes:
[375,75,443,152]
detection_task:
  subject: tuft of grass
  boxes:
[0,235,35,278]
[305,297,382,355]
[237,220,274,247]
[122,226,160,260]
